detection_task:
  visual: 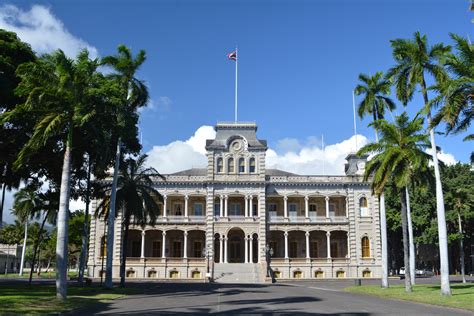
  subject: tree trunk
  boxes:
[380,193,389,288]
[19,220,28,276]
[120,212,130,287]
[406,187,415,285]
[105,139,121,289]
[400,188,412,292]
[0,183,6,228]
[78,155,92,284]
[29,212,49,284]
[421,75,451,296]
[56,132,73,300]
[457,212,466,283]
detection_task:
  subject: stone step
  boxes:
[213,263,261,283]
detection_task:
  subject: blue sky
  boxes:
[5,0,473,162]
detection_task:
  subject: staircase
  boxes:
[213,263,261,283]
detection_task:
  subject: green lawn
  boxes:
[0,271,78,279]
[346,283,474,312]
[0,283,140,315]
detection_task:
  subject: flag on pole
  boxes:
[227,50,237,61]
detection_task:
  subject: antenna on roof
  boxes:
[352,90,358,152]
[322,134,325,175]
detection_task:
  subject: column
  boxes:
[183,231,188,259]
[305,232,310,259]
[219,236,223,263]
[346,233,350,258]
[249,235,253,263]
[345,196,349,218]
[284,232,289,259]
[162,232,166,258]
[244,237,249,263]
[305,196,309,218]
[224,236,228,263]
[184,195,189,218]
[224,195,229,217]
[249,196,254,217]
[219,195,224,217]
[163,195,167,218]
[325,196,330,218]
[140,230,146,259]
[284,196,288,218]
[326,232,331,258]
[244,196,249,217]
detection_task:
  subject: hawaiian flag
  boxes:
[227,50,237,61]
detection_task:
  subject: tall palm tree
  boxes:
[101,45,149,288]
[387,32,452,296]
[355,71,396,288]
[358,112,431,292]
[1,50,101,299]
[96,154,163,287]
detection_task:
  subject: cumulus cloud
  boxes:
[0,4,98,58]
[426,148,457,166]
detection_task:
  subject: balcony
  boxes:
[160,215,206,223]
[269,215,348,224]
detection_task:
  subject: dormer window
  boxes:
[228,158,234,173]
[249,158,256,173]
[217,158,223,173]
[359,197,369,217]
[238,158,245,173]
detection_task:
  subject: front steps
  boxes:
[213,263,262,283]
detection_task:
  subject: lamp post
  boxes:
[265,244,275,283]
[202,246,212,283]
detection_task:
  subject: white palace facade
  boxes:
[88,122,381,282]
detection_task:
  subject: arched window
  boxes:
[238,158,245,173]
[217,158,223,173]
[228,158,235,173]
[359,197,369,217]
[100,236,107,257]
[249,158,256,173]
[361,236,370,258]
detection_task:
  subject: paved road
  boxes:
[75,279,472,315]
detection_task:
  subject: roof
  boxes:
[265,169,298,176]
[167,168,298,177]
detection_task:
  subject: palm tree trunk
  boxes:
[380,193,389,288]
[400,188,412,292]
[0,183,6,228]
[56,131,73,300]
[29,212,49,284]
[105,139,121,289]
[421,76,451,296]
[406,187,415,285]
[78,155,92,284]
[19,220,28,276]
[457,212,466,283]
[120,213,130,287]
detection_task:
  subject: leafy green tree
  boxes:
[358,112,431,292]
[355,71,396,288]
[101,45,149,289]
[96,154,162,287]
[387,32,452,296]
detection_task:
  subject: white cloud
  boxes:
[426,148,457,166]
[139,96,173,114]
[0,4,98,58]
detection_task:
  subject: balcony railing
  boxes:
[269,215,348,223]
[159,215,206,223]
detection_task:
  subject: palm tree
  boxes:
[358,112,431,292]
[1,50,101,299]
[432,33,473,162]
[355,71,396,288]
[101,45,149,288]
[387,32,452,296]
[96,154,163,287]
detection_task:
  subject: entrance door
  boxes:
[229,237,242,263]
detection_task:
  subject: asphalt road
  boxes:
[73,278,472,315]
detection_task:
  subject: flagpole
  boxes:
[322,134,325,175]
[235,47,238,122]
[352,90,358,152]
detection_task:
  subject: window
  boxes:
[310,241,318,258]
[214,203,220,216]
[170,271,179,279]
[293,271,302,279]
[362,236,370,258]
[131,241,141,257]
[363,270,371,278]
[253,203,258,216]
[274,271,281,278]
[238,158,245,173]
[315,271,324,278]
[193,241,203,257]
[217,158,223,173]
[229,203,241,216]
[289,241,298,258]
[174,203,183,216]
[192,271,201,279]
[148,270,157,278]
[249,158,256,173]
[172,241,182,257]
[152,241,161,257]
[336,271,345,278]
[193,203,203,216]
[329,203,336,217]
[309,204,317,218]
[126,270,136,278]
[268,203,277,219]
[359,197,369,217]
[228,158,234,173]
[330,242,338,258]
[289,203,298,219]
[100,236,107,257]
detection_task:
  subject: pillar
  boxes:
[305,196,309,218]
[183,231,188,258]
[284,231,289,259]
[249,235,253,263]
[162,232,166,258]
[305,231,310,259]
[140,230,146,259]
[346,232,350,258]
[163,195,167,218]
[249,196,254,217]
[224,195,228,217]
[244,237,249,263]
[326,231,331,258]
[345,196,349,217]
[245,196,249,217]
[325,196,330,218]
[219,236,223,263]
[224,236,228,263]
[220,195,224,217]
[184,195,189,218]
[284,196,288,218]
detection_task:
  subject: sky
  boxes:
[0,0,472,223]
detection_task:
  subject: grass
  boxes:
[0,271,78,279]
[0,283,141,314]
[346,283,474,312]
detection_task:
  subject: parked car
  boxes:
[399,267,434,278]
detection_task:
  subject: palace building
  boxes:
[87,122,381,282]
